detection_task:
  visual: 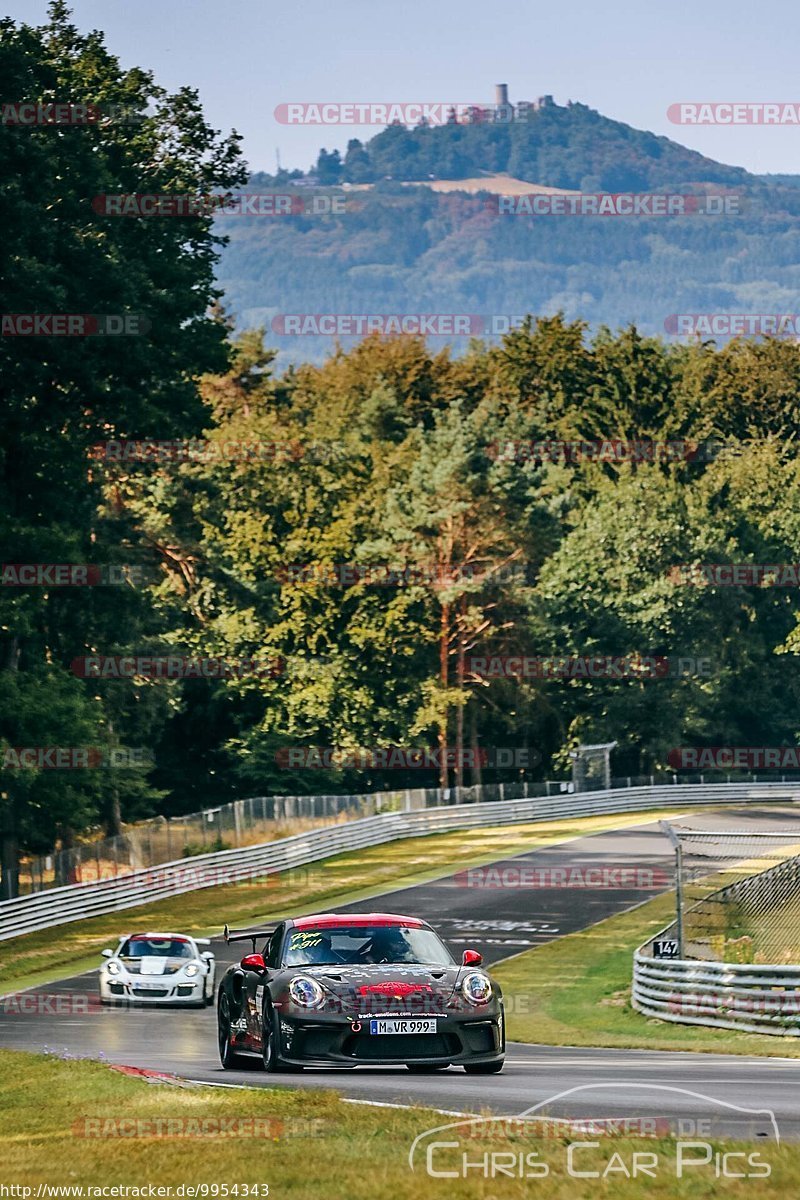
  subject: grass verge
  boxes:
[0,808,688,995]
[494,890,800,1057]
[0,1047,795,1196]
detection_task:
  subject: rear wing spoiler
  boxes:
[223,923,278,952]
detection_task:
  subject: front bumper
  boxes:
[99,975,206,1005]
[273,1010,504,1066]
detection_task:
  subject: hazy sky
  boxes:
[6,0,800,176]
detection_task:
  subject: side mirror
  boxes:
[240,952,267,972]
[462,949,482,967]
[101,948,114,958]
[200,951,214,961]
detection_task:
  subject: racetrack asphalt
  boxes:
[2,805,800,1139]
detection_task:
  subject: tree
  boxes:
[0,3,247,889]
[315,148,342,184]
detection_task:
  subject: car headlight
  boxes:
[461,971,492,1005]
[183,963,199,977]
[289,976,325,1008]
[106,961,120,976]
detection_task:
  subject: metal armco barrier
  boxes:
[634,832,800,1036]
[633,950,800,1036]
[1,780,796,942]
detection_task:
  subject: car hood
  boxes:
[116,957,188,976]
[295,963,468,1014]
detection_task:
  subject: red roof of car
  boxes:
[291,913,426,930]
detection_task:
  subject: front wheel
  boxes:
[464,1059,504,1075]
[218,993,244,1069]
[261,1005,302,1073]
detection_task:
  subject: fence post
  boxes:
[675,841,684,958]
[661,821,684,959]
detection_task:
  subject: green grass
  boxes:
[0,1048,796,1196]
[0,808,688,995]
[494,890,800,1056]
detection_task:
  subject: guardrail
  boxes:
[2,779,797,942]
[633,946,800,1036]
[633,835,800,1036]
[19,769,800,898]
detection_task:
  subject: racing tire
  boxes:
[262,1005,303,1073]
[218,992,245,1069]
[464,1060,505,1074]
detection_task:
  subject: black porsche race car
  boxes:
[217,912,504,1073]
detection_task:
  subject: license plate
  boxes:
[369,1019,437,1035]
[136,981,165,989]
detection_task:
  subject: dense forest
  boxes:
[4,6,800,896]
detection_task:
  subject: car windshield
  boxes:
[282,925,453,967]
[120,938,194,959]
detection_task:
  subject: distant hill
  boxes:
[216,98,800,365]
[314,99,752,191]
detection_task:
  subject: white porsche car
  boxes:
[99,931,216,1007]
